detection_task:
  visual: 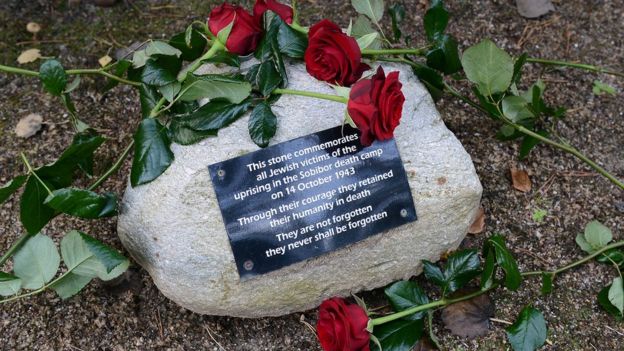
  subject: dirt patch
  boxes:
[1,0,623,350]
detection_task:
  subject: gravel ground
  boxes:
[1,0,623,350]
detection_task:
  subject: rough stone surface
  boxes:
[117,61,482,318]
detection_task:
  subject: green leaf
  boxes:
[461,39,514,96]
[145,40,182,58]
[385,281,430,320]
[484,235,522,290]
[388,3,405,41]
[141,56,182,87]
[593,80,617,96]
[50,272,92,299]
[512,53,528,84]
[371,318,424,351]
[102,59,132,93]
[0,272,21,297]
[20,177,56,234]
[411,64,444,101]
[44,188,117,219]
[422,260,446,287]
[426,34,461,74]
[584,220,612,251]
[424,0,448,42]
[351,0,384,23]
[132,49,148,68]
[13,234,60,290]
[257,60,282,96]
[519,130,548,159]
[598,284,624,320]
[248,102,277,148]
[178,74,252,103]
[60,230,128,278]
[506,306,547,351]
[39,59,68,96]
[532,208,547,223]
[158,81,182,103]
[168,122,216,146]
[480,248,496,290]
[37,132,106,188]
[203,51,241,67]
[443,249,481,294]
[356,32,379,50]
[502,96,535,122]
[351,16,383,50]
[169,30,207,62]
[139,84,160,119]
[0,175,27,205]
[541,273,553,295]
[175,98,252,132]
[130,118,174,187]
[575,232,594,254]
[64,76,81,93]
[597,249,624,268]
[608,277,624,315]
[276,17,308,58]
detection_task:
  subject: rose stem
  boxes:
[273,88,348,103]
[0,63,141,86]
[369,240,624,328]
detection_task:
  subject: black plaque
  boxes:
[209,125,416,279]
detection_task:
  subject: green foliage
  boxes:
[169,30,208,62]
[370,318,424,351]
[178,74,252,103]
[410,63,444,101]
[248,102,278,148]
[576,220,613,254]
[598,282,624,320]
[461,40,514,96]
[131,118,174,187]
[592,80,616,96]
[276,17,308,59]
[139,84,160,119]
[44,188,117,219]
[608,277,624,315]
[506,306,547,351]
[0,272,21,297]
[20,177,57,235]
[540,273,553,295]
[423,249,481,296]
[351,0,384,24]
[387,3,405,42]
[13,234,60,290]
[350,16,383,50]
[141,56,182,87]
[423,0,448,42]
[39,60,68,96]
[145,40,182,58]
[426,34,461,74]
[481,235,522,290]
[532,208,547,223]
[0,175,27,205]
[385,281,430,320]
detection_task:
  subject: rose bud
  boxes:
[304,20,370,87]
[253,0,294,24]
[347,67,405,147]
[317,297,370,351]
[208,3,263,56]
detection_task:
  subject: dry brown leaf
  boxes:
[468,207,486,234]
[17,48,41,64]
[26,22,41,34]
[441,292,494,338]
[511,168,532,192]
[98,55,113,67]
[15,113,43,138]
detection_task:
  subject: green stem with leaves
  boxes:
[362,48,428,56]
[0,64,140,86]
[525,58,624,78]
[273,88,348,103]
[369,240,624,329]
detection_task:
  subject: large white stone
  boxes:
[117,61,482,317]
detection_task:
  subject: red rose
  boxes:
[347,67,405,146]
[304,20,370,86]
[208,3,263,55]
[253,0,294,24]
[317,297,370,351]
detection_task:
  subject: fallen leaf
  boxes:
[511,168,532,192]
[17,48,41,64]
[98,55,113,67]
[26,22,41,34]
[468,207,486,234]
[441,292,494,338]
[15,113,43,138]
[516,0,555,18]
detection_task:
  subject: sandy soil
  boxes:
[0,0,623,350]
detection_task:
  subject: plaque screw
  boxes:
[243,260,254,271]
[217,169,226,178]
[400,209,408,218]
